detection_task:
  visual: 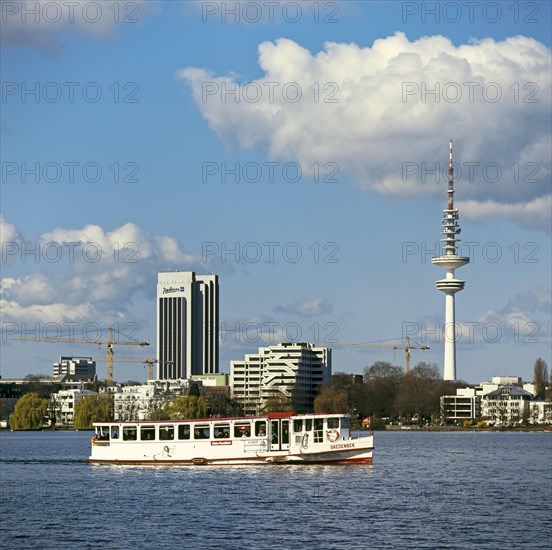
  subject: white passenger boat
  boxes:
[88,412,374,465]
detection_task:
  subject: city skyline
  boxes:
[1,1,550,384]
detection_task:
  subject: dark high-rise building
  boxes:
[53,356,96,381]
[156,271,219,379]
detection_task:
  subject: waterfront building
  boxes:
[480,385,533,426]
[0,382,22,428]
[527,400,552,424]
[440,376,548,425]
[431,141,469,381]
[156,271,219,380]
[112,379,194,421]
[53,356,96,381]
[49,388,98,426]
[474,377,537,398]
[230,342,331,415]
[440,387,481,423]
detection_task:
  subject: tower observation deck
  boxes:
[431,140,469,381]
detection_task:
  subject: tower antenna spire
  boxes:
[448,139,454,210]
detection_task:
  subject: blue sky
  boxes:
[1,0,551,384]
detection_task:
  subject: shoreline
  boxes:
[370,426,552,433]
[2,426,550,433]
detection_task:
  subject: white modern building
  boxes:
[53,357,96,381]
[112,379,194,421]
[440,387,481,423]
[481,385,533,426]
[527,401,552,424]
[230,342,332,415]
[476,377,536,397]
[49,388,98,426]
[440,376,549,426]
[156,271,219,379]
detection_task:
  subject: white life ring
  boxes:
[326,429,339,443]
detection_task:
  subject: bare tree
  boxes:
[533,358,549,399]
[314,387,349,413]
[411,362,441,380]
[496,400,509,426]
[530,403,540,425]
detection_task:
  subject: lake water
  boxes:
[0,430,550,549]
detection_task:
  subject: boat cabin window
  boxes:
[234,423,251,437]
[214,424,230,439]
[111,426,119,439]
[327,418,339,429]
[282,421,289,445]
[314,418,324,443]
[159,425,174,441]
[97,426,110,440]
[194,425,210,440]
[123,426,137,441]
[342,417,349,429]
[178,424,190,440]
[271,420,279,444]
[141,426,156,441]
[255,421,266,437]
[293,419,303,432]
[305,419,313,432]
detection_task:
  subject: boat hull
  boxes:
[88,452,373,466]
[88,441,373,466]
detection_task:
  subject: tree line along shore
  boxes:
[5,359,550,430]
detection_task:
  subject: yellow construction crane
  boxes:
[12,327,149,385]
[94,358,173,381]
[330,336,429,374]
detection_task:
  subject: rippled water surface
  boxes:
[1,430,551,549]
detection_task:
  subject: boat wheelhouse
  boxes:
[89,412,374,465]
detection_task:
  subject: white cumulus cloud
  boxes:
[0,218,221,326]
[0,214,22,249]
[179,33,552,230]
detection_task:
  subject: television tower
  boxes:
[431,140,469,381]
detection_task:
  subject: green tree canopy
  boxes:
[74,395,114,429]
[149,408,170,421]
[207,393,244,417]
[149,395,207,420]
[9,392,48,430]
[188,382,201,397]
[260,394,294,414]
